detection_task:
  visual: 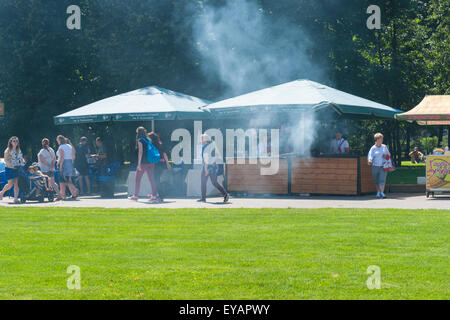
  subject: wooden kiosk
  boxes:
[226,155,376,196]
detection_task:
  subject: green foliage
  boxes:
[0,0,448,162]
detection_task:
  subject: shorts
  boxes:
[5,167,18,181]
[75,164,90,176]
[62,160,75,176]
[60,160,76,183]
[372,166,387,186]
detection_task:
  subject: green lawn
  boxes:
[387,167,425,184]
[0,208,448,300]
[401,161,425,167]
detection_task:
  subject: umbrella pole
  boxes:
[152,120,155,132]
[426,121,429,155]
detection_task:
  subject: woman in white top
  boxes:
[56,135,78,200]
[38,138,59,194]
[0,136,25,203]
[367,132,390,199]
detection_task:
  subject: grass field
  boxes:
[387,166,425,184]
[0,207,448,300]
[401,161,425,167]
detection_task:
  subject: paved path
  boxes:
[0,193,448,210]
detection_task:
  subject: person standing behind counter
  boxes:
[329,130,350,154]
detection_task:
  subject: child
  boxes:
[28,164,51,193]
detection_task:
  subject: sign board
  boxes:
[426,155,450,191]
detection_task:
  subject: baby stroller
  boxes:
[18,166,55,203]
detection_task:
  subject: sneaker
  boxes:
[197,198,206,202]
[376,192,381,198]
[224,194,230,203]
[381,192,386,199]
[149,196,160,203]
[128,196,138,201]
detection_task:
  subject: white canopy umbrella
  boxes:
[54,86,211,125]
[203,79,402,119]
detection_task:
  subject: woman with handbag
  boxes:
[367,132,390,199]
[56,135,79,200]
[0,136,25,203]
[199,134,229,203]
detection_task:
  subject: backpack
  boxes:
[145,138,160,164]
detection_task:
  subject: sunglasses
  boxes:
[12,139,19,143]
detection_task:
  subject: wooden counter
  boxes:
[226,156,376,196]
[226,159,289,194]
[291,157,358,194]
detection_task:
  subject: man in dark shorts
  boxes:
[75,137,91,195]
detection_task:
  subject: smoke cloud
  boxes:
[181,0,328,157]
[190,0,326,97]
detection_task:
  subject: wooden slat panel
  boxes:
[292,162,357,169]
[227,159,288,194]
[291,157,358,195]
[292,174,357,181]
[228,185,288,192]
[293,168,356,175]
[228,169,288,175]
[359,157,377,193]
[229,176,288,184]
[292,184,357,193]
[293,186,357,193]
[227,162,289,170]
[293,179,357,187]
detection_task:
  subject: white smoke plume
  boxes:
[190,0,326,97]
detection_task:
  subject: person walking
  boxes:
[37,138,59,194]
[56,135,78,200]
[149,132,171,202]
[368,132,390,199]
[0,136,25,203]
[129,127,158,202]
[199,134,229,203]
[75,137,91,195]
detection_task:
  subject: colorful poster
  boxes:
[0,102,4,117]
[426,155,450,190]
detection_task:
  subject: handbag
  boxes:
[216,164,224,176]
[383,154,396,172]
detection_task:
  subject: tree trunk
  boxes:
[437,126,443,147]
